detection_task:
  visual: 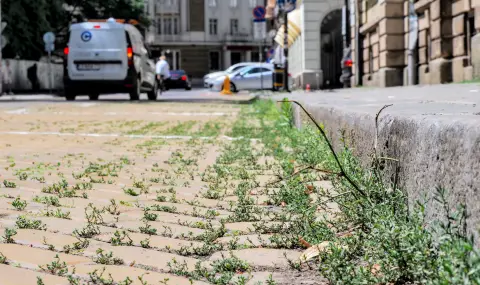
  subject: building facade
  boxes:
[143,0,266,80]
[269,0,345,89]
[350,0,480,88]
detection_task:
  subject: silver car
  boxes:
[212,63,291,92]
[203,62,259,88]
[211,64,293,92]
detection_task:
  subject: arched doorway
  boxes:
[320,10,343,89]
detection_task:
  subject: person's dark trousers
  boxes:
[162,78,172,90]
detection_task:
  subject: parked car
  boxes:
[63,18,157,101]
[210,63,292,92]
[203,62,258,88]
[164,70,192,90]
[340,47,352,88]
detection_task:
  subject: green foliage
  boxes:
[249,100,480,284]
[39,254,69,276]
[1,0,149,60]
[1,0,61,60]
[110,230,133,246]
[94,248,124,265]
[168,253,251,285]
[2,228,17,243]
[12,197,27,211]
[3,180,16,188]
[16,215,46,230]
[33,195,61,207]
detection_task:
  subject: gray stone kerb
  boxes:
[269,83,480,244]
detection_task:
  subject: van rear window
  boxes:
[70,29,127,49]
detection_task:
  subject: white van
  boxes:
[63,18,157,101]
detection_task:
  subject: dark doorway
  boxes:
[230,52,242,65]
[320,9,343,89]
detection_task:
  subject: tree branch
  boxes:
[278,100,366,197]
[374,104,392,159]
[373,104,393,184]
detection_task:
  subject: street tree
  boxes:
[1,0,148,60]
[1,0,52,60]
[64,0,150,32]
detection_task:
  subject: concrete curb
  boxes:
[266,84,480,244]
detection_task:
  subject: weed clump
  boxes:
[226,100,480,284]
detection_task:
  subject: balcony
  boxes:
[151,33,212,45]
[154,34,182,42]
[224,33,251,43]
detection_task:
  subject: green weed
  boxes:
[2,228,17,243]
[33,195,61,207]
[39,254,69,276]
[16,216,46,230]
[11,197,27,211]
[3,180,16,188]
[94,248,124,265]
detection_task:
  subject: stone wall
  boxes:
[356,1,406,87]
[282,84,480,245]
[352,0,480,87]
[1,59,63,93]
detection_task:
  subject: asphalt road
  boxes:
[0,88,255,104]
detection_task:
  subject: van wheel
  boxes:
[147,81,158,101]
[89,93,99,101]
[130,77,141,101]
[65,90,76,101]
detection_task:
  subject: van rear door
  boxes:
[68,22,128,81]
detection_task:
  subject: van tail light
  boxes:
[344,59,353,67]
[181,75,187,81]
[288,73,291,77]
[63,47,69,65]
[127,47,133,66]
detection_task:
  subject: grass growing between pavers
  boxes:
[217,99,480,284]
[0,101,478,284]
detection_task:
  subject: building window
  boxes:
[249,0,257,8]
[173,18,179,34]
[209,19,218,35]
[209,51,220,70]
[466,11,476,66]
[368,46,373,73]
[156,18,162,34]
[159,16,180,35]
[144,0,149,15]
[208,0,217,7]
[230,19,239,35]
[230,0,238,7]
[231,52,242,65]
[164,18,171,34]
[251,51,260,62]
[426,29,431,64]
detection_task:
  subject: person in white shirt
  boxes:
[155,55,171,91]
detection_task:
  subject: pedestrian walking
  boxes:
[155,55,171,92]
[27,63,40,92]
